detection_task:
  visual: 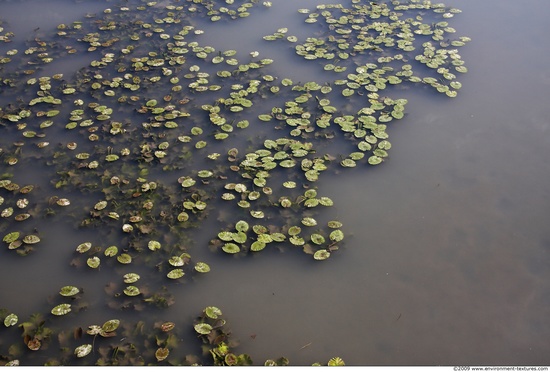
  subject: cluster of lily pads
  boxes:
[0,0,468,365]
[1,304,345,366]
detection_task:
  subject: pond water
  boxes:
[0,0,549,366]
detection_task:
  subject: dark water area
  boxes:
[0,0,549,366]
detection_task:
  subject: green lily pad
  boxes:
[23,235,40,244]
[123,285,141,296]
[311,234,326,245]
[4,313,18,327]
[302,217,318,227]
[148,240,162,251]
[167,269,185,279]
[75,344,92,358]
[59,286,80,297]
[3,232,20,244]
[368,156,383,165]
[117,254,132,264]
[104,246,118,257]
[123,273,140,284]
[329,229,344,242]
[102,319,120,333]
[87,257,100,269]
[194,323,213,335]
[205,306,222,319]
[194,262,211,273]
[51,303,71,316]
[76,242,92,253]
[251,241,266,251]
[222,243,240,254]
[313,249,331,260]
[235,220,250,232]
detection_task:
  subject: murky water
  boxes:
[1,0,549,366]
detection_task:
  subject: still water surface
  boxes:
[0,0,549,366]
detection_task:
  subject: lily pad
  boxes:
[87,257,100,269]
[148,240,162,251]
[123,286,141,296]
[194,262,211,273]
[313,249,331,260]
[101,319,120,333]
[101,245,117,257]
[4,313,18,327]
[76,242,92,253]
[75,344,92,358]
[3,232,20,244]
[155,347,170,362]
[194,323,213,335]
[222,243,240,254]
[205,306,222,319]
[123,273,140,283]
[59,286,80,297]
[167,269,185,279]
[117,254,132,264]
[51,303,71,316]
[22,235,40,244]
[329,229,344,242]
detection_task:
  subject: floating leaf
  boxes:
[76,242,92,253]
[148,240,162,251]
[251,241,266,251]
[87,256,100,269]
[123,273,140,284]
[117,254,132,264]
[59,286,80,297]
[155,347,170,362]
[205,306,222,319]
[123,286,140,296]
[302,217,317,227]
[328,357,345,366]
[311,234,326,245]
[101,319,120,333]
[368,156,383,165]
[167,269,185,279]
[4,313,17,327]
[235,220,249,232]
[222,243,240,254]
[104,246,118,257]
[27,338,41,351]
[51,303,71,316]
[3,232,20,244]
[161,322,175,332]
[75,344,92,358]
[314,249,331,260]
[194,323,213,335]
[329,230,344,242]
[194,262,211,273]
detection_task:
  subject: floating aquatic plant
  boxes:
[0,0,469,365]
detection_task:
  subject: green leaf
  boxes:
[4,313,18,327]
[59,286,80,297]
[328,357,345,366]
[101,319,120,333]
[51,303,71,316]
[194,323,213,335]
[205,306,222,319]
[75,344,92,358]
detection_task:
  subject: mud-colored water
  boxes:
[0,0,549,366]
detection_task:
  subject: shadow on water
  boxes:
[0,0,549,366]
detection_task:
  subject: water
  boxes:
[1,0,549,366]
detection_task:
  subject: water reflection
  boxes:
[0,0,549,366]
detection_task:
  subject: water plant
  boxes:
[0,0,469,365]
